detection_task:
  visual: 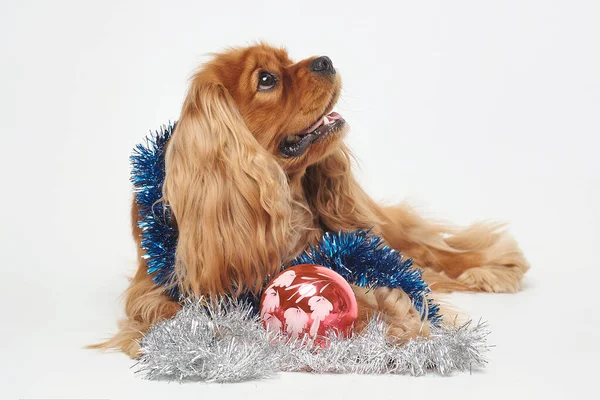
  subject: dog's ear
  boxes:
[163,74,293,296]
[303,144,382,231]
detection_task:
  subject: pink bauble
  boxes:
[260,264,358,341]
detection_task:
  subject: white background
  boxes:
[2,0,599,398]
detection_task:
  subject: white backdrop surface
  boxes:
[1,1,598,399]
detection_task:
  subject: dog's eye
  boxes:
[258,71,277,91]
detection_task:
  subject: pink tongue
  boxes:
[328,112,342,120]
[303,117,325,134]
[301,112,342,134]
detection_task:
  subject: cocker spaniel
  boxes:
[96,44,529,357]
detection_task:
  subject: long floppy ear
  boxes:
[163,76,293,296]
[302,144,383,232]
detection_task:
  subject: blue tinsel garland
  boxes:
[293,231,440,323]
[130,125,440,323]
[130,123,180,298]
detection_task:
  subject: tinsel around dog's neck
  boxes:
[130,123,180,298]
[130,124,439,323]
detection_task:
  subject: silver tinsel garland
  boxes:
[135,299,490,383]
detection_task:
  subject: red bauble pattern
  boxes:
[260,264,358,340]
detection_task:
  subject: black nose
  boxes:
[311,56,335,75]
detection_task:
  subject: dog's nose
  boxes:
[311,56,335,75]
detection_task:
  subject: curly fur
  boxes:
[91,44,529,357]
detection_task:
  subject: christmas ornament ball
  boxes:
[260,264,358,340]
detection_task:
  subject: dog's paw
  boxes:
[457,265,526,293]
[456,232,530,293]
[372,287,430,342]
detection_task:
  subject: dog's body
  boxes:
[95,44,529,357]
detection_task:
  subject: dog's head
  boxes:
[162,44,371,296]
[178,44,346,172]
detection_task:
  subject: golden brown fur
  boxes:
[92,44,529,357]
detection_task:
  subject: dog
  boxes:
[94,43,529,357]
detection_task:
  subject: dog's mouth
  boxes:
[279,111,345,158]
